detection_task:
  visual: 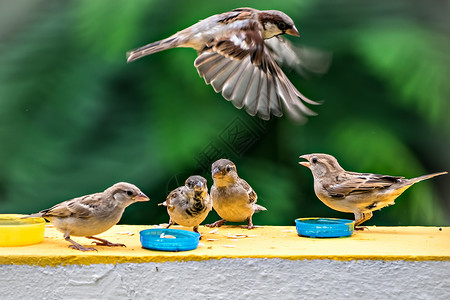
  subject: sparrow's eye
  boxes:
[226,165,232,172]
[126,190,133,196]
[312,158,318,164]
[277,21,288,30]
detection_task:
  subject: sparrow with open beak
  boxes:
[299,153,447,228]
[127,7,324,122]
[206,159,266,229]
[159,175,212,234]
[25,182,149,251]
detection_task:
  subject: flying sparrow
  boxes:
[206,159,266,229]
[127,7,323,122]
[159,175,212,234]
[299,153,447,228]
[25,182,149,251]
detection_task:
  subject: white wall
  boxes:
[1,259,449,299]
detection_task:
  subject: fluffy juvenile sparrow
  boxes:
[25,182,149,251]
[299,153,447,228]
[127,7,322,122]
[206,159,266,229]
[159,175,212,233]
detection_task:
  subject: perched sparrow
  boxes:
[299,153,447,228]
[159,175,212,233]
[206,159,266,229]
[127,7,323,122]
[25,182,149,251]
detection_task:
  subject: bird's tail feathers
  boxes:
[21,212,44,219]
[410,171,447,184]
[254,204,267,213]
[127,37,178,63]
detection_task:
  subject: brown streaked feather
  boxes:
[213,21,265,66]
[218,8,255,24]
[164,187,183,205]
[42,193,103,218]
[327,173,403,197]
[195,24,318,121]
[237,178,258,204]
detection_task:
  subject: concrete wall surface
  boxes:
[1,258,449,300]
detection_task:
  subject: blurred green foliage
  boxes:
[0,0,448,226]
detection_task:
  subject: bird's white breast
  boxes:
[211,186,254,222]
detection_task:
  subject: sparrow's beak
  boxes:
[286,26,300,37]
[194,181,204,190]
[133,193,150,202]
[212,167,220,178]
[298,155,310,168]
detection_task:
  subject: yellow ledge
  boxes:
[0,225,449,267]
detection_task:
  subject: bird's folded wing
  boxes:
[42,194,103,218]
[237,178,257,204]
[328,174,403,197]
[194,24,319,122]
[164,187,185,206]
[164,190,178,206]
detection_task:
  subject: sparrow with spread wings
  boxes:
[127,7,328,122]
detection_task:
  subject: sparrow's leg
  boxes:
[354,211,373,230]
[193,225,203,240]
[64,234,97,252]
[166,220,174,229]
[87,236,126,247]
[241,217,255,230]
[206,219,227,228]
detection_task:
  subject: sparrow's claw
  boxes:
[91,241,126,247]
[355,226,369,231]
[240,224,255,229]
[206,219,227,228]
[241,217,256,229]
[66,236,98,251]
[87,236,126,247]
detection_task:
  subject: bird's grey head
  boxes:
[185,175,208,192]
[258,10,299,39]
[299,153,344,179]
[106,182,150,207]
[211,159,239,185]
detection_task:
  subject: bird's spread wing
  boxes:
[264,36,332,78]
[327,173,403,198]
[194,22,319,122]
[41,193,103,218]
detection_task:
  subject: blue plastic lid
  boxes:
[295,218,355,238]
[140,228,200,251]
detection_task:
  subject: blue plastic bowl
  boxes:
[140,228,201,251]
[295,218,355,238]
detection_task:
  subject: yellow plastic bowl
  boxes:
[0,214,46,246]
